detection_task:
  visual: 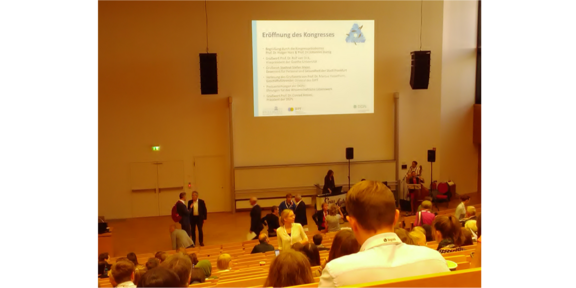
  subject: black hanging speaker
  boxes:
[427,149,436,163]
[410,51,431,89]
[199,53,218,95]
[346,147,354,160]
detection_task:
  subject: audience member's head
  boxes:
[99,252,110,263]
[329,204,338,216]
[189,267,206,284]
[249,197,258,206]
[155,251,167,263]
[328,230,359,263]
[110,259,135,287]
[188,253,199,266]
[258,233,269,244]
[300,243,321,266]
[291,242,304,251]
[280,209,295,225]
[286,193,292,203]
[146,257,160,270]
[217,254,232,271]
[134,266,147,286]
[461,228,474,246]
[465,220,478,233]
[406,230,426,246]
[467,206,476,217]
[421,200,432,210]
[138,266,181,287]
[321,202,329,211]
[394,227,408,243]
[264,250,315,287]
[433,215,463,246]
[126,252,139,265]
[312,234,323,246]
[346,181,399,245]
[196,260,212,278]
[192,191,199,201]
[271,205,278,215]
[413,226,426,236]
[179,192,186,200]
[160,253,193,287]
[295,194,302,202]
[421,224,434,242]
[460,195,470,204]
[476,213,481,237]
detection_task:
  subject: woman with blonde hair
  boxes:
[325,204,344,232]
[264,250,315,287]
[406,230,427,246]
[216,254,232,272]
[276,209,308,251]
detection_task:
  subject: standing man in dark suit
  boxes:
[176,192,192,238]
[312,202,329,231]
[249,197,263,240]
[262,205,280,237]
[188,191,207,247]
[294,194,308,227]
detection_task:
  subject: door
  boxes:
[194,156,230,212]
[130,162,159,218]
[130,161,185,218]
[157,160,185,216]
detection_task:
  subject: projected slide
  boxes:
[252,20,374,117]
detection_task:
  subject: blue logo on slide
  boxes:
[345,24,366,45]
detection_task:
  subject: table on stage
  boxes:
[98,230,114,256]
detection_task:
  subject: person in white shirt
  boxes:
[318,180,449,287]
[455,195,470,220]
[110,259,137,287]
[277,209,309,251]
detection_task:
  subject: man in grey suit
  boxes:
[170,225,194,250]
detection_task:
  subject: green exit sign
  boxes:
[152,146,160,151]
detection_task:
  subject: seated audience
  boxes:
[251,233,276,254]
[413,226,426,236]
[291,242,304,252]
[160,253,192,287]
[433,215,466,253]
[264,250,315,287]
[319,180,449,287]
[110,259,136,288]
[195,260,213,279]
[406,230,427,246]
[416,196,433,212]
[188,253,199,267]
[414,200,435,226]
[145,258,160,270]
[455,195,470,220]
[464,219,478,241]
[471,214,481,268]
[170,224,194,250]
[155,251,167,263]
[313,234,330,251]
[277,209,309,251]
[300,243,322,276]
[138,266,181,287]
[461,227,474,246]
[261,205,280,237]
[327,230,359,264]
[126,252,146,286]
[421,224,434,242]
[98,252,112,277]
[394,227,408,243]
[189,267,206,284]
[325,204,344,232]
[217,254,232,272]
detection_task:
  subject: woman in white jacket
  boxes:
[277,209,308,251]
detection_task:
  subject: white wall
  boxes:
[439,0,479,194]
